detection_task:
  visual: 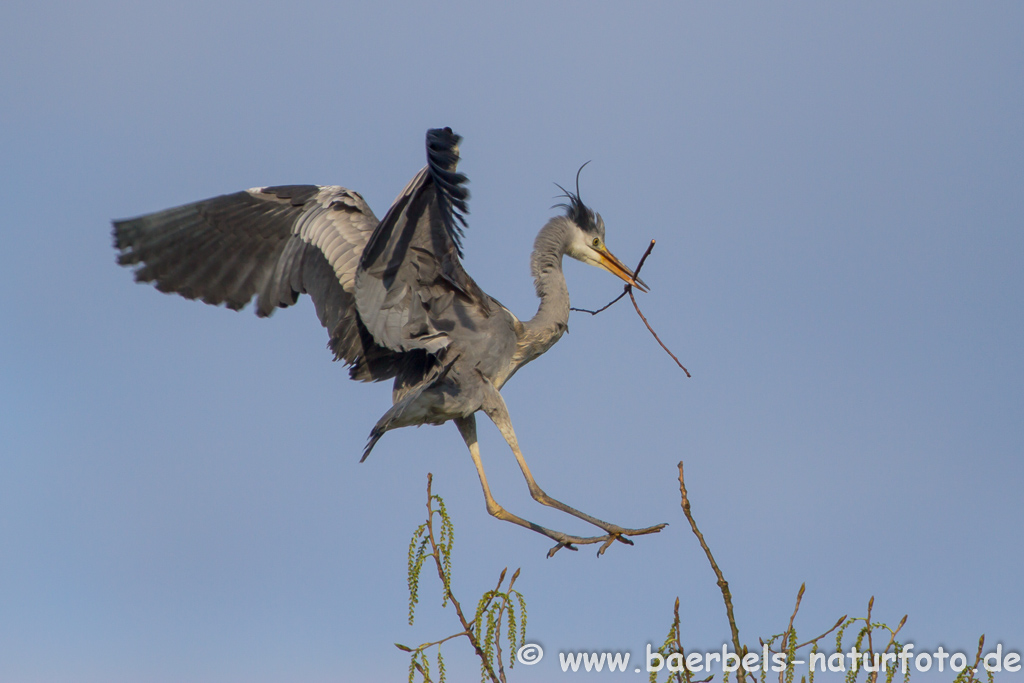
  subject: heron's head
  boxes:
[555,169,649,292]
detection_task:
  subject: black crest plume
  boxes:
[553,160,598,234]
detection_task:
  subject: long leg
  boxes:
[455,416,630,557]
[476,386,667,550]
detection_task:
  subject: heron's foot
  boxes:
[480,483,667,556]
[542,522,668,558]
[526,486,669,548]
[490,508,666,557]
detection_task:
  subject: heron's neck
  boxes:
[522,219,572,354]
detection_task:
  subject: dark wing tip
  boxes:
[426,128,470,253]
[111,216,131,246]
[111,216,145,264]
[426,127,461,171]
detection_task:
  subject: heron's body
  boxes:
[113,128,663,555]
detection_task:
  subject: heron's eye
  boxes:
[592,237,600,248]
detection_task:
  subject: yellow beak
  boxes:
[596,246,649,292]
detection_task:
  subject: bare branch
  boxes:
[780,584,805,661]
[572,240,691,377]
[397,630,471,653]
[571,290,626,316]
[677,461,744,674]
[628,288,691,377]
[571,239,655,315]
[792,613,847,651]
[633,238,657,274]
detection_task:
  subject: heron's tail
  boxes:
[359,393,417,462]
[359,353,460,462]
[361,427,385,462]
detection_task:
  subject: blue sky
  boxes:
[2,2,1021,681]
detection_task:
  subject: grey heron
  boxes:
[113,128,665,556]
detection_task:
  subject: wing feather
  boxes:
[113,129,490,385]
[113,184,396,379]
[354,128,491,358]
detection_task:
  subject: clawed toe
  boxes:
[542,521,668,558]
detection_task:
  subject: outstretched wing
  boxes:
[113,184,396,379]
[355,128,493,357]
